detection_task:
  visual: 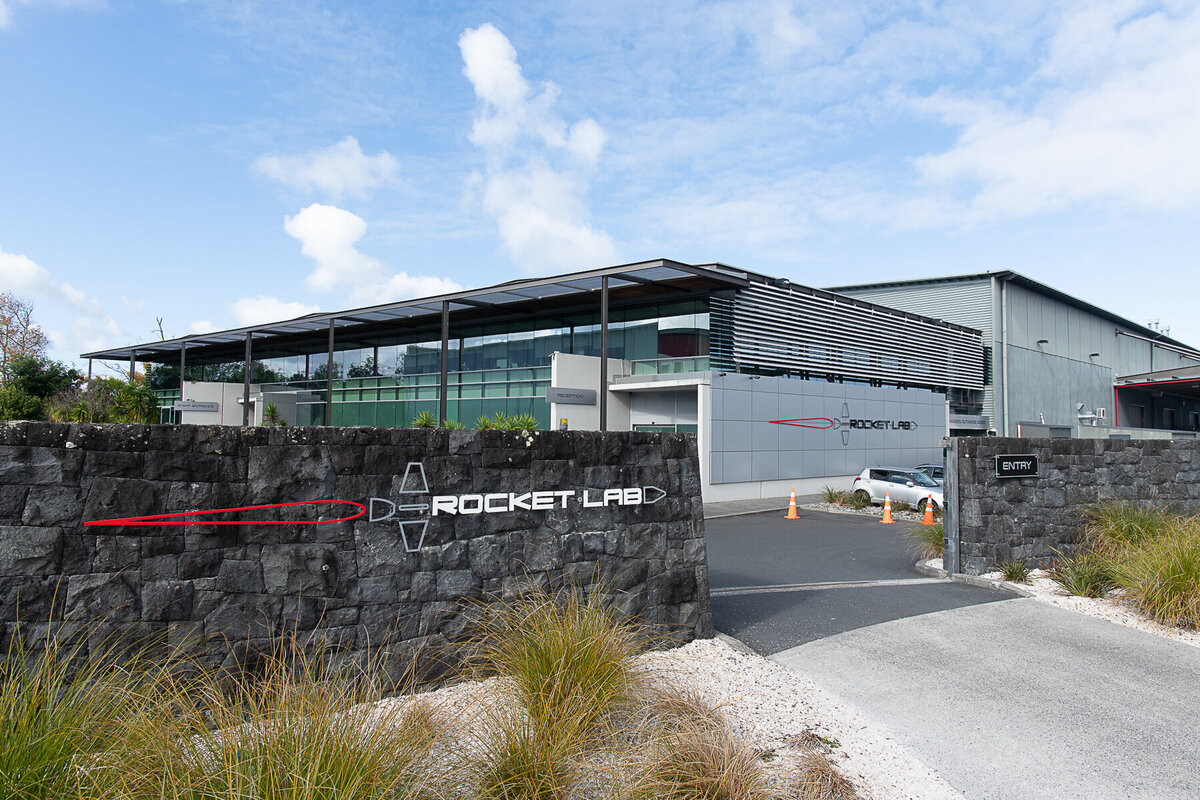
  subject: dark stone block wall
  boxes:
[953,437,1200,575]
[0,422,710,676]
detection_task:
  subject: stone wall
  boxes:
[0,422,710,677]
[951,437,1200,574]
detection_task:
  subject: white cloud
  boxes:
[187,320,218,334]
[0,0,104,30]
[252,136,399,200]
[915,2,1200,221]
[0,244,124,355]
[459,23,615,271]
[283,203,461,304]
[227,296,320,327]
[482,166,616,271]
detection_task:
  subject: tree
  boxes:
[0,293,50,382]
[5,355,80,399]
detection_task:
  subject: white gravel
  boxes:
[802,502,932,523]
[385,637,964,800]
[968,565,1200,650]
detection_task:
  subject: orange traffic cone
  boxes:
[785,488,799,520]
[880,492,896,524]
[920,493,936,526]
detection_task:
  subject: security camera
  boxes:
[1076,402,1085,411]
[986,428,998,437]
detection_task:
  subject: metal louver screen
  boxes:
[722,283,984,389]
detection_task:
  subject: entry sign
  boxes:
[173,400,220,413]
[996,454,1038,479]
[546,387,597,405]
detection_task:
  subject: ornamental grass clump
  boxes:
[471,589,647,735]
[1081,500,1185,554]
[906,522,944,560]
[789,751,863,800]
[1,628,153,800]
[1111,525,1200,629]
[996,558,1032,584]
[93,646,445,800]
[819,486,848,505]
[642,717,770,800]
[1047,549,1118,598]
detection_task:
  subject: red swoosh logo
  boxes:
[769,417,836,429]
[84,500,367,527]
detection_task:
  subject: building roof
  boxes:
[825,269,1199,354]
[82,259,757,365]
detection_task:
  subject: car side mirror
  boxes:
[906,481,914,487]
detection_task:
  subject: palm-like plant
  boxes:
[412,409,439,428]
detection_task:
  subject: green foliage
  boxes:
[263,402,287,427]
[890,499,912,513]
[442,418,466,429]
[820,486,848,504]
[848,490,870,510]
[906,522,944,560]
[506,413,540,431]
[44,378,124,423]
[476,414,497,430]
[112,380,159,424]
[412,409,439,428]
[2,355,80,399]
[1048,549,1118,598]
[996,558,1031,583]
[0,386,44,420]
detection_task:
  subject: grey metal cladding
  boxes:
[726,284,985,389]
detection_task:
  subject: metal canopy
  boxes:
[83,259,752,364]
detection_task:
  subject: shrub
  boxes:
[846,491,870,510]
[1112,528,1200,629]
[996,558,1031,584]
[1048,549,1117,598]
[906,522,943,560]
[476,414,497,430]
[890,499,912,513]
[819,486,848,505]
[442,418,466,429]
[507,413,540,431]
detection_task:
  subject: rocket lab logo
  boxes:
[770,403,919,446]
[367,461,668,554]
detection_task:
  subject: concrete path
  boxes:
[772,599,1200,800]
[703,494,800,519]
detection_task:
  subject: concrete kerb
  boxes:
[914,561,1035,597]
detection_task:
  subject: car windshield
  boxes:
[908,471,938,487]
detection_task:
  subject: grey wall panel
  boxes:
[710,376,946,484]
[837,280,994,339]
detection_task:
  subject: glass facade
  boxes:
[157,300,710,430]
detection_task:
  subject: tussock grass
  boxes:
[471,589,647,734]
[906,522,944,561]
[1112,528,1200,629]
[92,647,445,800]
[643,718,770,800]
[846,491,869,510]
[1082,500,1187,553]
[789,751,862,800]
[996,558,1031,584]
[819,486,848,505]
[889,500,912,513]
[0,626,162,800]
[1048,549,1118,598]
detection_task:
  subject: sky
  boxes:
[1,0,1198,371]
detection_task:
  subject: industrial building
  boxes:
[828,271,1200,439]
[84,259,985,501]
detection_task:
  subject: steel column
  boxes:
[179,343,186,398]
[129,350,136,382]
[242,333,252,426]
[439,301,450,424]
[87,359,93,382]
[599,276,608,432]
[326,320,335,426]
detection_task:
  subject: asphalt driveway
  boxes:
[706,508,1012,652]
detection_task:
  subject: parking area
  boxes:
[706,507,1012,653]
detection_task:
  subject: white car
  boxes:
[852,466,944,511]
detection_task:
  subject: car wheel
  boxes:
[854,490,870,504]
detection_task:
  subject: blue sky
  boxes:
[2,0,1198,370]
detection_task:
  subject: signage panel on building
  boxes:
[949,414,989,430]
[174,400,220,413]
[546,387,597,405]
[995,454,1038,478]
